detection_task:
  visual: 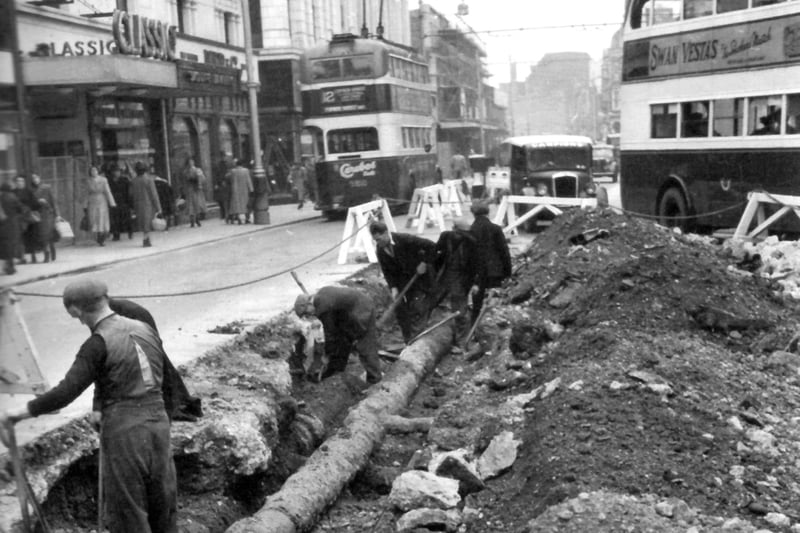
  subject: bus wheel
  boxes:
[658,187,688,229]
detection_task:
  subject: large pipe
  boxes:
[226,324,455,533]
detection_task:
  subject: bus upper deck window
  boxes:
[716,0,747,13]
[343,56,372,77]
[684,0,712,18]
[749,97,782,135]
[653,0,681,23]
[651,103,678,138]
[313,59,341,81]
[713,98,744,136]
[786,94,800,134]
[681,101,710,137]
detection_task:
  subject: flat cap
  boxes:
[470,200,490,216]
[453,217,472,231]
[62,279,108,308]
[294,293,314,316]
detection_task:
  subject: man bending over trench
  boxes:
[294,286,383,384]
[0,279,177,533]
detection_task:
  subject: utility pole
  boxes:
[476,47,485,154]
[241,0,270,224]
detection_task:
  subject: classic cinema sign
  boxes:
[112,9,177,61]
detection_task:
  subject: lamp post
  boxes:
[241,0,269,224]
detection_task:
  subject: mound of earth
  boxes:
[317,208,800,533]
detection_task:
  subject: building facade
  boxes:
[248,0,410,194]
[410,3,506,175]
[14,0,250,230]
[599,28,622,150]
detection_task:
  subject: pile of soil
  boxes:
[315,208,800,532]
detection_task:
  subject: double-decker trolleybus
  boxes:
[300,33,437,218]
[620,0,800,233]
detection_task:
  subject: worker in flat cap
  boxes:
[1,278,178,533]
[294,286,382,384]
[469,200,511,324]
[434,217,477,341]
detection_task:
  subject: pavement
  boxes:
[0,203,323,290]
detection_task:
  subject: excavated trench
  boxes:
[5,266,456,533]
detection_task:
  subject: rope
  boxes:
[608,200,748,221]
[14,217,375,300]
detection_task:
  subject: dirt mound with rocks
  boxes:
[318,208,800,533]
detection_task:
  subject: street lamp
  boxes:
[240,0,269,224]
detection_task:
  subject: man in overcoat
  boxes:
[108,165,133,241]
[369,221,437,342]
[469,200,511,323]
[294,286,382,384]
[130,162,162,248]
[226,159,253,224]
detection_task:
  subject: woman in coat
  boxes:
[30,174,59,262]
[181,158,207,228]
[0,181,24,275]
[85,165,116,246]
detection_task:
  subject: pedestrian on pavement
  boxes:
[0,180,24,275]
[450,151,470,180]
[130,161,162,248]
[0,279,178,533]
[151,165,175,231]
[14,176,43,263]
[289,162,309,209]
[226,158,253,224]
[435,217,478,341]
[369,221,437,343]
[294,286,383,384]
[84,165,116,247]
[303,157,318,205]
[30,173,59,263]
[214,152,231,222]
[108,165,133,241]
[181,158,207,228]
[469,200,511,324]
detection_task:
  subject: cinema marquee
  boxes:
[112,9,177,61]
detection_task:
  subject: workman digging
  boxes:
[294,286,383,385]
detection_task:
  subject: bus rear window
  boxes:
[327,128,379,153]
[651,103,678,138]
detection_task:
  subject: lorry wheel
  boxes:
[658,187,689,230]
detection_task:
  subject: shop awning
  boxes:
[23,55,178,89]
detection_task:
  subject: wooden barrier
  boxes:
[440,179,465,219]
[493,195,598,235]
[732,191,800,241]
[405,185,447,234]
[337,199,396,265]
[0,289,49,396]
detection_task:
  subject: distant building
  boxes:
[501,52,595,139]
[599,28,623,149]
[410,3,507,172]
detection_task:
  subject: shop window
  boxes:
[749,96,782,135]
[651,103,678,138]
[785,94,800,134]
[0,133,17,183]
[683,0,712,18]
[681,101,709,137]
[713,98,744,136]
[717,0,747,13]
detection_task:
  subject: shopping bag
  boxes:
[151,214,167,231]
[55,217,74,239]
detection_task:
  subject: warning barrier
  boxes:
[441,179,466,219]
[0,289,49,395]
[337,198,396,265]
[732,191,800,241]
[493,195,598,235]
[405,184,447,234]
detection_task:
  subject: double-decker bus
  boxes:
[620,0,800,232]
[300,34,437,218]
